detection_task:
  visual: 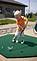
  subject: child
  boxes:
[12,10,28,42]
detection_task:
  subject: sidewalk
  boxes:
[0,55,37,61]
[7,57,37,61]
[24,21,37,37]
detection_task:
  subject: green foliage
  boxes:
[28,15,36,22]
[0,19,16,25]
[28,17,36,22]
[26,12,37,22]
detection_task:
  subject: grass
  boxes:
[0,19,16,25]
[28,15,36,22]
[28,17,36,22]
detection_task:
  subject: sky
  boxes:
[15,0,37,14]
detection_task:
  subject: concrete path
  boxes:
[7,57,37,61]
[24,21,37,37]
[0,55,37,61]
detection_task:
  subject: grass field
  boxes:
[0,19,16,25]
[28,15,36,22]
[28,17,36,22]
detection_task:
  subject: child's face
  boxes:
[15,14,21,19]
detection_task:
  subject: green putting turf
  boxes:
[0,34,37,58]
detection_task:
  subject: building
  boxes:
[0,0,28,18]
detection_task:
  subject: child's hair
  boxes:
[14,10,21,16]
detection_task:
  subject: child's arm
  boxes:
[22,17,28,30]
[18,17,28,32]
[24,17,28,25]
[20,18,28,35]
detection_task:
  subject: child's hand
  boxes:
[18,25,23,30]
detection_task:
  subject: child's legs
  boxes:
[13,30,20,40]
[15,31,24,39]
[12,30,24,42]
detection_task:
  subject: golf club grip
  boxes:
[21,26,26,34]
